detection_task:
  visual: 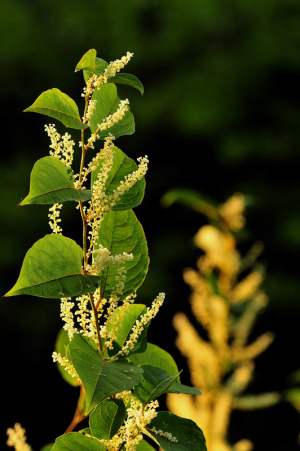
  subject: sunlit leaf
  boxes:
[75,48,97,72]
[4,235,99,299]
[105,304,148,358]
[147,412,207,451]
[96,209,149,300]
[69,334,144,413]
[129,343,180,383]
[90,398,126,440]
[108,73,144,95]
[24,88,87,130]
[20,156,91,205]
[134,365,179,405]
[89,83,135,139]
[51,432,106,450]
[91,146,145,211]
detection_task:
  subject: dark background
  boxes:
[1,0,300,449]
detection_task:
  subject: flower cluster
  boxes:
[167,193,280,451]
[82,52,134,101]
[100,395,159,451]
[48,203,63,234]
[82,52,133,106]
[6,423,32,451]
[112,292,165,358]
[45,124,75,167]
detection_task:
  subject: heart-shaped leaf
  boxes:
[108,73,144,95]
[96,209,149,300]
[129,343,180,383]
[75,48,97,73]
[134,365,180,405]
[147,412,207,451]
[89,83,135,139]
[4,235,99,299]
[20,156,91,205]
[91,146,145,211]
[69,334,144,413]
[24,88,87,130]
[51,432,106,450]
[90,398,126,440]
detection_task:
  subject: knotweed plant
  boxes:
[162,191,280,451]
[4,50,207,451]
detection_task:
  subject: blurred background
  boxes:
[0,0,300,449]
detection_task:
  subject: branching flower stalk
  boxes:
[166,192,280,451]
[5,49,207,451]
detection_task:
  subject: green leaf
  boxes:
[69,334,144,413]
[83,57,109,83]
[166,382,201,396]
[89,83,135,139]
[51,432,106,450]
[134,365,180,405]
[75,49,97,72]
[91,147,145,211]
[147,412,207,451]
[105,304,148,358]
[108,73,144,95]
[55,328,80,387]
[96,209,149,300]
[4,234,99,299]
[90,398,126,440]
[134,440,157,451]
[129,343,180,383]
[20,157,91,205]
[40,444,54,451]
[24,88,88,130]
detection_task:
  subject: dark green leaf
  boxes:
[24,89,87,130]
[89,83,135,139]
[91,146,145,211]
[69,334,144,413]
[20,157,91,205]
[129,343,180,383]
[166,382,201,396]
[134,365,179,405]
[90,398,126,440]
[96,210,149,300]
[75,49,97,72]
[4,235,99,298]
[105,304,148,358]
[108,73,144,95]
[147,412,207,451]
[55,328,80,387]
[51,432,106,450]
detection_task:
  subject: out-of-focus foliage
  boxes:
[1,1,300,449]
[166,191,280,450]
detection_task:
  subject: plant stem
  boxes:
[64,384,86,434]
[89,292,104,356]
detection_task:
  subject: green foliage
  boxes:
[20,156,91,205]
[91,146,145,211]
[5,234,99,298]
[24,88,88,130]
[96,209,149,300]
[4,50,206,451]
[90,84,135,139]
[90,399,126,440]
[148,412,207,450]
